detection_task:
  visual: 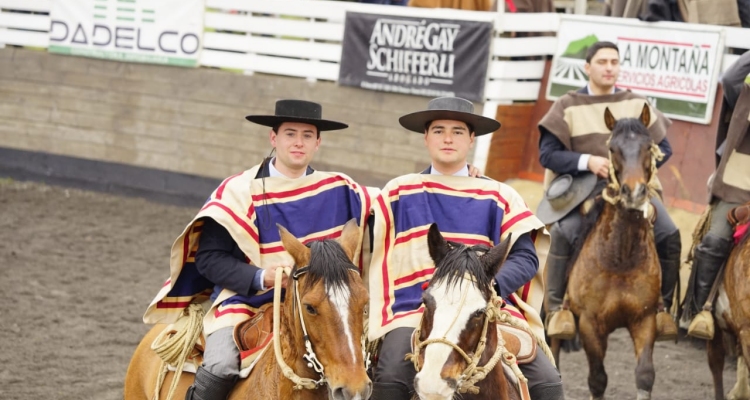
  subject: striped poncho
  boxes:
[367,174,549,341]
[539,90,669,157]
[143,163,371,335]
[539,89,671,187]
[712,84,750,204]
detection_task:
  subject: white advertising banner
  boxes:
[49,0,204,67]
[547,15,725,124]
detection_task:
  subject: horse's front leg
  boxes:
[579,314,608,400]
[628,314,656,400]
[707,322,726,400]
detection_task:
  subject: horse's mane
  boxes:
[430,243,494,299]
[298,240,354,294]
[739,226,750,248]
[565,179,607,275]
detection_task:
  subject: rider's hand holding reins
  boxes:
[265,264,290,289]
[587,155,610,178]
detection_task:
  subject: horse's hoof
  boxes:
[589,396,604,400]
[727,389,750,400]
[636,389,651,400]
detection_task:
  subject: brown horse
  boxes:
[409,223,520,400]
[706,229,750,400]
[124,220,372,400]
[557,104,662,400]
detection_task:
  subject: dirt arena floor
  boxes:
[0,178,743,400]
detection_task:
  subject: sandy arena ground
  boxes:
[0,178,741,400]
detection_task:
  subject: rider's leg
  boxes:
[519,351,564,400]
[186,327,239,400]
[545,212,581,340]
[652,196,681,341]
[683,201,737,339]
[371,327,414,400]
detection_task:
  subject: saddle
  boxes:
[727,202,750,228]
[152,303,275,377]
[496,317,537,400]
[497,322,537,365]
[233,303,275,370]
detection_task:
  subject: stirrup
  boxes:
[547,309,576,340]
[655,311,678,342]
[687,310,715,340]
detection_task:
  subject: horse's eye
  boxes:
[305,304,317,315]
[472,310,484,319]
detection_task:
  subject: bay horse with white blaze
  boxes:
[409,223,522,400]
[557,104,662,400]
[124,219,372,400]
[707,228,750,400]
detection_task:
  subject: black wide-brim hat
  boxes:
[399,97,501,136]
[245,99,348,131]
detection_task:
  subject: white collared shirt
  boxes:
[586,83,616,95]
[429,164,470,176]
[268,157,305,179]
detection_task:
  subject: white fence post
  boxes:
[574,0,587,14]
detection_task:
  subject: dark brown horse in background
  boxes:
[706,228,750,400]
[124,220,372,400]
[555,104,662,400]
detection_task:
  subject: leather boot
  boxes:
[371,382,411,400]
[545,253,576,340]
[682,234,733,340]
[185,367,238,400]
[655,230,680,341]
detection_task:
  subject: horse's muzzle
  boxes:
[414,375,456,400]
[620,182,648,209]
[330,380,373,400]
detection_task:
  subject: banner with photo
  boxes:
[338,12,492,103]
[547,15,725,124]
[48,0,203,67]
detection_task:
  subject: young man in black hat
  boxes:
[367,97,564,400]
[537,41,681,342]
[142,100,371,400]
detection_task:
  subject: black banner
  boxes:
[338,12,492,102]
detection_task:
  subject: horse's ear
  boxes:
[427,223,448,265]
[277,223,310,267]
[639,102,651,127]
[604,107,617,131]
[480,234,513,278]
[338,218,360,263]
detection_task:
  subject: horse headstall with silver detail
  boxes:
[285,263,370,389]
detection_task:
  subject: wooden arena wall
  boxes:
[0,47,463,196]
